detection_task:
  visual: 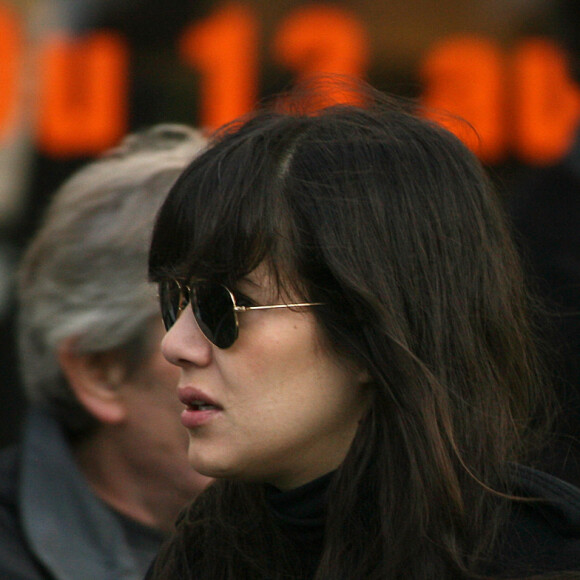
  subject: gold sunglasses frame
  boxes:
[170,279,323,348]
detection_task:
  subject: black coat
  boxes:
[145,465,580,578]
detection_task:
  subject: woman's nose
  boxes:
[161,305,213,368]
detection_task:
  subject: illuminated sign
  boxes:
[1,2,579,164]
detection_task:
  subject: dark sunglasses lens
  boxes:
[159,279,184,331]
[193,282,238,348]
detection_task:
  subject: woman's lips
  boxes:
[178,387,222,429]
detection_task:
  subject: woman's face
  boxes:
[161,264,370,490]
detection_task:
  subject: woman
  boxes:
[147,85,580,578]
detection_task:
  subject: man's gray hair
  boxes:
[17,124,207,434]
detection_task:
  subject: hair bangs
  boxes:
[149,118,298,287]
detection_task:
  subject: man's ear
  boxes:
[57,337,128,425]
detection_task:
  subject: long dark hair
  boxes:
[148,85,552,578]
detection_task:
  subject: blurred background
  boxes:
[1,0,579,446]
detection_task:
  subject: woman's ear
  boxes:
[350,358,371,388]
[356,364,371,385]
[57,337,128,425]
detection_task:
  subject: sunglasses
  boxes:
[159,279,322,349]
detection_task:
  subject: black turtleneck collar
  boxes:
[264,471,334,555]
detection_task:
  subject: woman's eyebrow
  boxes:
[237,272,265,288]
